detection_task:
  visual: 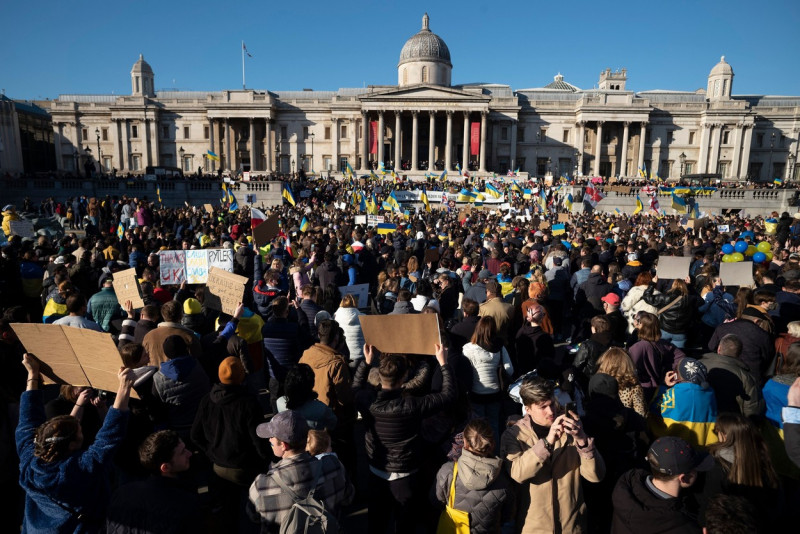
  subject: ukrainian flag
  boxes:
[538,189,547,212]
[116,222,124,239]
[552,223,566,236]
[564,193,573,211]
[370,169,379,181]
[691,201,701,219]
[228,196,239,213]
[376,222,397,235]
[367,193,379,215]
[671,192,687,213]
[359,193,367,213]
[385,191,401,212]
[156,185,162,204]
[345,162,355,178]
[522,188,532,199]
[485,183,501,199]
[299,217,310,232]
[633,195,644,215]
[379,162,386,175]
[774,178,783,186]
[457,189,476,202]
[206,150,220,161]
[439,170,448,181]
[651,383,718,448]
[511,181,522,194]
[282,183,297,206]
[420,187,431,212]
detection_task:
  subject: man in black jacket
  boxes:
[353,342,454,534]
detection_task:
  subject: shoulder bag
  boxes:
[436,461,470,534]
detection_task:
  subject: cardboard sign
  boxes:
[203,204,214,214]
[354,215,367,225]
[253,214,280,247]
[338,283,370,309]
[11,324,138,398]
[366,214,385,227]
[656,256,691,280]
[359,313,441,356]
[424,248,440,264]
[113,268,145,309]
[207,248,234,273]
[687,218,707,230]
[185,250,209,284]
[539,220,551,230]
[616,186,632,194]
[719,262,755,288]
[159,250,186,285]
[205,267,247,315]
[9,220,35,238]
[558,213,570,222]
[717,225,730,233]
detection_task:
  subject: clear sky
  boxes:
[3,0,798,100]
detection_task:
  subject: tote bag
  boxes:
[436,461,470,534]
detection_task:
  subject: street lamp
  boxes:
[95,128,101,175]
[291,159,295,174]
[73,149,79,174]
[179,146,185,172]
[546,157,552,175]
[309,132,315,174]
[679,152,687,178]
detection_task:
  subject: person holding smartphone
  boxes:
[501,375,605,533]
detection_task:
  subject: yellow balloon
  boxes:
[756,241,771,253]
[765,251,774,262]
[746,245,757,256]
[732,252,744,262]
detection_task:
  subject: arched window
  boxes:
[422,66,428,83]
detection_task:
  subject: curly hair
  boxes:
[34,415,81,463]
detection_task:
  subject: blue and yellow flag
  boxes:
[633,195,644,215]
[379,162,386,175]
[206,150,220,162]
[485,183,501,199]
[299,217,310,232]
[345,162,354,178]
[774,178,783,186]
[564,193,573,211]
[281,183,296,206]
[552,223,566,236]
[652,383,718,448]
[370,169,379,181]
[457,189,476,202]
[228,196,239,213]
[384,191,401,212]
[420,187,431,212]
[522,188,532,199]
[366,193,379,215]
[439,170,447,182]
[359,192,367,213]
[538,189,547,212]
[511,181,522,194]
[671,192,687,213]
[156,185,162,204]
[376,222,397,235]
[116,222,124,239]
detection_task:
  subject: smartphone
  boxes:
[565,402,578,420]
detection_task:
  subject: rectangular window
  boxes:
[204,126,210,140]
[749,162,762,180]
[339,157,349,172]
[774,163,785,179]
[131,155,141,171]
[518,127,525,143]
[323,156,332,170]
[688,131,696,145]
[501,127,508,141]
[562,130,570,143]
[280,126,288,140]
[540,128,547,142]
[303,126,309,140]
[102,128,108,141]
[81,128,87,142]
[324,126,331,140]
[131,125,139,139]
[645,131,651,144]
[718,161,729,177]
[667,131,674,145]
[183,156,193,172]
[184,126,190,139]
[685,162,694,175]
[341,125,348,139]
[584,130,589,144]
[102,156,112,171]
[162,126,169,139]
[756,133,764,148]
[722,130,729,144]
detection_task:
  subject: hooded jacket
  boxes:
[611,469,701,534]
[577,272,612,316]
[152,356,210,435]
[434,450,513,534]
[299,343,353,420]
[332,306,365,361]
[700,352,763,417]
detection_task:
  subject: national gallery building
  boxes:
[48,14,799,182]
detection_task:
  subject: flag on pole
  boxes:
[649,195,660,213]
[206,150,220,161]
[250,207,266,229]
[564,193,573,211]
[299,217,310,232]
[228,197,239,213]
[583,185,605,209]
[632,195,644,215]
[485,183,502,198]
[671,192,687,213]
[420,187,431,212]
[439,170,448,181]
[384,191,401,212]
[345,162,354,178]
[376,223,398,235]
[156,185,162,204]
[242,42,253,57]
[281,183,296,206]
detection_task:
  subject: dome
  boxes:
[709,55,733,77]
[131,54,153,75]
[398,13,452,67]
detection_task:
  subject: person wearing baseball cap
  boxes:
[612,436,713,533]
[600,292,627,345]
[249,410,353,529]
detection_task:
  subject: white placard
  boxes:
[339,283,370,309]
[9,220,35,238]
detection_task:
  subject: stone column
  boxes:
[411,111,419,171]
[121,120,130,171]
[216,120,224,171]
[208,120,215,172]
[698,123,711,174]
[740,125,754,179]
[143,118,152,168]
[264,119,271,172]
[224,119,231,171]
[620,121,630,177]
[360,111,369,171]
[377,111,385,167]
[394,111,402,171]
[53,123,63,170]
[575,121,585,175]
[445,111,453,171]
[637,122,647,173]
[479,111,487,172]
[593,121,604,176]
[428,111,436,171]
[462,112,469,172]
[731,123,743,180]
[708,123,722,174]
[150,117,159,166]
[509,119,517,172]
[249,119,256,171]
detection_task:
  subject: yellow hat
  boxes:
[183,298,202,315]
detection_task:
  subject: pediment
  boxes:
[360,84,490,103]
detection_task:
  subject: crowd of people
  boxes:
[1,173,800,534]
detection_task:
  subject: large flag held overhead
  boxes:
[345,162,355,178]
[457,189,477,202]
[299,217,310,232]
[584,185,605,209]
[671,192,687,213]
[420,187,431,212]
[485,183,502,199]
[376,222,397,235]
[564,193,573,211]
[552,223,566,236]
[250,207,266,229]
[281,183,297,206]
[649,195,660,213]
[384,191,401,212]
[633,195,644,215]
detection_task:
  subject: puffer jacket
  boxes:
[641,284,692,335]
[87,287,123,332]
[462,342,514,395]
[333,306,365,361]
[571,331,616,386]
[152,357,210,437]
[620,285,659,333]
[434,450,513,534]
[262,318,302,380]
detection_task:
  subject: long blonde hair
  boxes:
[596,347,639,389]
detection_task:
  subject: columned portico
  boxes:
[708,123,722,174]
[462,113,469,171]
[331,118,339,173]
[575,121,585,175]
[509,119,517,172]
[411,111,419,171]
[620,121,630,177]
[445,111,453,171]
[428,111,436,171]
[377,111,385,166]
[740,125,753,178]
[394,111,401,170]
[698,123,711,173]
[264,119,271,172]
[360,111,369,172]
[594,121,604,176]
[479,112,487,172]
[249,119,256,171]
[637,122,647,173]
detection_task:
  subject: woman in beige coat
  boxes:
[500,376,605,533]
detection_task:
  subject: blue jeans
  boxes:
[661,330,686,349]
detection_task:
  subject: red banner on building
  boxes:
[370,121,378,154]
[470,122,480,156]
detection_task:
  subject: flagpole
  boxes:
[242,41,246,90]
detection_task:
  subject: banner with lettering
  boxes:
[370,121,378,154]
[470,122,480,156]
[158,249,234,285]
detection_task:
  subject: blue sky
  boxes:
[3,0,798,100]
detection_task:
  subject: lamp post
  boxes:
[179,146,185,172]
[767,132,776,182]
[95,128,101,175]
[309,132,315,175]
[535,131,540,177]
[291,159,295,175]
[679,152,687,179]
[546,157,552,176]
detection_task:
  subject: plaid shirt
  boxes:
[248,452,353,532]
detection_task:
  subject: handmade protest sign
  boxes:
[253,214,280,247]
[359,313,441,356]
[9,220,35,238]
[719,262,755,288]
[184,250,209,284]
[159,250,186,285]
[338,283,370,309]
[205,267,247,315]
[207,248,234,273]
[11,324,138,398]
[113,268,144,309]
[558,213,570,222]
[203,204,214,214]
[656,256,692,280]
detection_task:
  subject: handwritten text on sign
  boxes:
[158,249,234,285]
[159,250,187,285]
[205,267,248,315]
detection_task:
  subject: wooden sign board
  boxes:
[11,324,138,398]
[558,213,570,222]
[539,220,551,230]
[656,256,691,280]
[253,214,280,247]
[616,186,632,194]
[687,218,708,230]
[113,268,145,309]
[203,204,214,214]
[359,313,441,356]
[204,267,248,316]
[719,262,755,288]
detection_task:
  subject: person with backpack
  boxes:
[248,409,353,533]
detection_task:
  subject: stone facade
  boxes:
[47,17,799,183]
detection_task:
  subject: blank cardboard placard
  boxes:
[339,283,370,309]
[253,214,280,247]
[113,268,145,309]
[9,220,35,238]
[11,324,138,398]
[720,262,755,287]
[205,267,248,315]
[558,213,570,222]
[656,256,691,280]
[359,314,441,356]
[203,204,214,214]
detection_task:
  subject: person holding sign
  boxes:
[16,353,134,534]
